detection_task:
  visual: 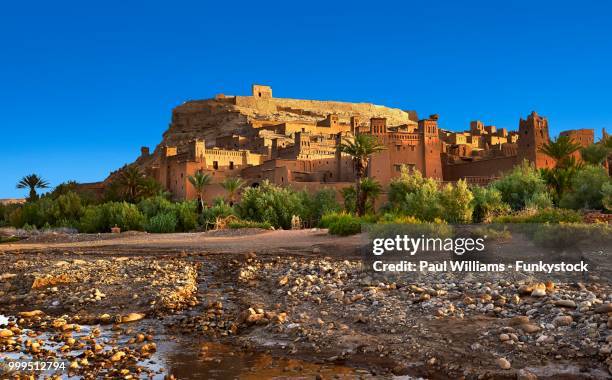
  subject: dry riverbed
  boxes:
[0,230,610,379]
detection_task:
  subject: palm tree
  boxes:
[339,134,385,216]
[580,143,610,166]
[117,165,145,202]
[539,135,582,169]
[221,177,245,206]
[17,174,50,201]
[188,171,212,213]
[360,178,383,212]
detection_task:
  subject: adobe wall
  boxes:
[442,155,518,181]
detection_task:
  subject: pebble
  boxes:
[496,357,511,370]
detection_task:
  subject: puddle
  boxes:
[0,315,394,379]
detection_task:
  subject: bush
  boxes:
[492,161,548,210]
[201,200,236,230]
[236,181,305,229]
[146,212,178,233]
[493,208,582,224]
[439,180,474,223]
[138,196,173,219]
[80,202,144,232]
[172,201,198,232]
[603,182,612,212]
[471,186,510,223]
[227,219,272,229]
[300,189,341,227]
[321,212,362,236]
[560,165,611,210]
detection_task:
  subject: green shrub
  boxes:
[146,212,178,233]
[603,182,612,212]
[321,212,362,236]
[138,196,173,219]
[560,165,611,210]
[471,186,510,223]
[227,219,272,229]
[492,161,548,210]
[493,207,582,224]
[300,189,341,227]
[80,202,144,232]
[236,181,305,229]
[524,192,554,211]
[439,180,474,223]
[201,200,236,230]
[172,201,198,232]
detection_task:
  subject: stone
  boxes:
[496,357,511,370]
[111,351,126,362]
[499,333,510,342]
[553,315,572,327]
[554,300,576,308]
[509,316,530,326]
[0,329,13,338]
[594,304,612,314]
[120,312,145,323]
[517,368,538,380]
[531,284,547,297]
[18,310,44,318]
[519,323,541,333]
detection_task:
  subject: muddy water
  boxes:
[0,315,399,379]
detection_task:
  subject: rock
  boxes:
[531,284,547,297]
[554,300,576,308]
[18,310,44,318]
[518,284,534,295]
[499,333,510,342]
[111,351,126,362]
[0,329,14,338]
[120,313,145,323]
[517,368,538,380]
[496,357,511,370]
[519,323,541,333]
[594,303,612,314]
[553,315,572,327]
[608,317,612,329]
[278,276,289,286]
[509,316,530,326]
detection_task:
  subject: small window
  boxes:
[213,161,218,170]
[229,161,234,170]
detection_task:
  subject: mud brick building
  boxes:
[101,85,597,203]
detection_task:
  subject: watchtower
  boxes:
[252,84,273,99]
[517,111,552,168]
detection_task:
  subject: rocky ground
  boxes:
[0,230,610,379]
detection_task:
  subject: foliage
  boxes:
[227,219,272,230]
[560,165,611,210]
[603,182,612,212]
[220,177,245,205]
[339,134,385,216]
[341,179,382,215]
[16,174,50,201]
[493,207,582,224]
[138,196,174,219]
[145,212,178,233]
[236,181,306,229]
[105,166,163,203]
[540,166,579,204]
[173,201,198,232]
[320,212,362,236]
[491,161,549,210]
[200,199,236,230]
[471,186,510,223]
[188,171,212,212]
[539,135,582,168]
[439,179,474,223]
[80,202,144,233]
[299,189,341,228]
[581,143,610,166]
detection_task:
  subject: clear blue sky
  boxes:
[2,0,611,198]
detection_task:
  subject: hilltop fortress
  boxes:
[107,84,595,202]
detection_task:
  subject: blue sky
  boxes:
[2,0,611,198]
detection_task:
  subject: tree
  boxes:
[188,171,212,213]
[17,174,49,201]
[220,177,245,206]
[580,142,610,166]
[539,135,581,169]
[339,134,385,216]
[116,165,145,202]
[360,178,383,212]
[492,161,548,210]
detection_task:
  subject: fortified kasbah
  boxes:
[94,84,596,203]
